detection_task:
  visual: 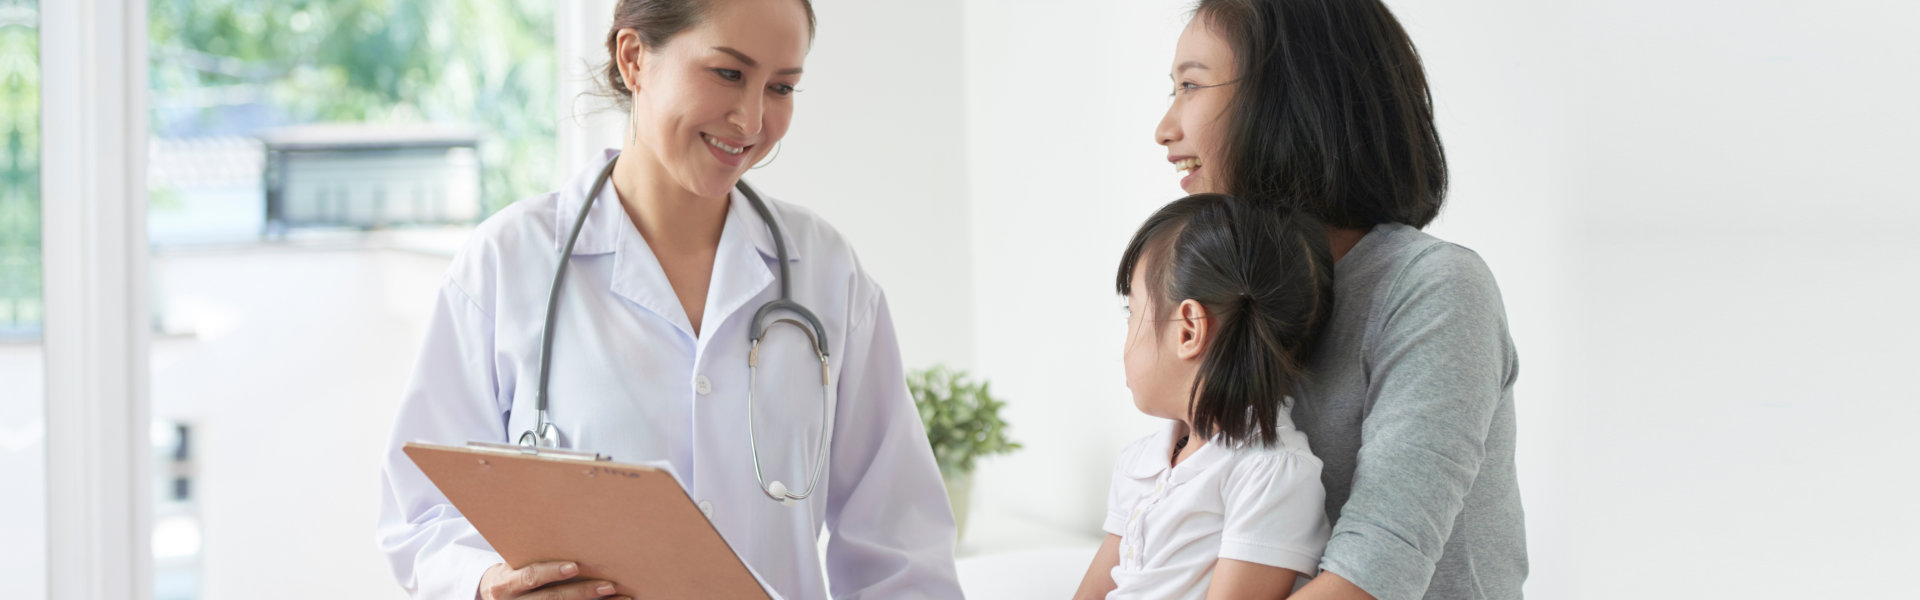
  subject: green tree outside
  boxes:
[148,0,558,216]
[0,0,40,335]
[1,0,563,334]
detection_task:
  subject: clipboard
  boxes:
[403,442,771,599]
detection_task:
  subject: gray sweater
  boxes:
[1293,223,1527,599]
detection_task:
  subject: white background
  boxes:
[10,0,1919,598]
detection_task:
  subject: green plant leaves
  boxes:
[908,365,1022,478]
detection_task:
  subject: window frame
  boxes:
[40,0,152,598]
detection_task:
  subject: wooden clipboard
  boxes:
[403,442,770,599]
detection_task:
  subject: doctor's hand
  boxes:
[479,561,630,600]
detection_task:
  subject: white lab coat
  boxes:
[376,149,962,599]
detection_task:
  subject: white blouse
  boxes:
[1103,413,1332,599]
[376,149,962,599]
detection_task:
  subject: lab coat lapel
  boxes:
[607,213,696,337]
[557,150,692,334]
[699,190,777,352]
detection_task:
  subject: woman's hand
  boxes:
[478,561,628,600]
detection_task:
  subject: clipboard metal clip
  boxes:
[467,441,611,462]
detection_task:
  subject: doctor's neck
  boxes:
[610,142,730,253]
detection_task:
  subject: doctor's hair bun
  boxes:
[597,0,819,104]
[1115,193,1334,448]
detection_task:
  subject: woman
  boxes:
[1143,1,1527,598]
[375,1,962,598]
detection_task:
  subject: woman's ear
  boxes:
[615,28,647,92]
[1175,299,1209,361]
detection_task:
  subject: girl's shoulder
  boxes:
[1222,422,1321,476]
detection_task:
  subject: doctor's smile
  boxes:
[701,132,749,156]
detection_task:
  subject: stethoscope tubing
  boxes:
[523,152,833,505]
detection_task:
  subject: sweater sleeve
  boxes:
[1317,244,1517,600]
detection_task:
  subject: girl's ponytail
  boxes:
[1117,195,1335,447]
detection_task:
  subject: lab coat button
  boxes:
[699,500,714,518]
[695,376,712,395]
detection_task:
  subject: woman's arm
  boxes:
[821,287,965,598]
[376,279,512,598]
[1205,559,1299,600]
[1072,534,1123,600]
[1285,570,1374,600]
[1314,245,1515,600]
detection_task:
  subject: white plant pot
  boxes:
[944,471,973,540]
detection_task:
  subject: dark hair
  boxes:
[600,0,818,102]
[1116,194,1335,447]
[1195,0,1447,229]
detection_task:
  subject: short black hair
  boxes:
[1116,194,1335,447]
[1196,0,1448,229]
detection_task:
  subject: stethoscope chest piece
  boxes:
[518,409,560,449]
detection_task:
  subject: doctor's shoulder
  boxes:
[753,190,884,303]
[438,192,566,316]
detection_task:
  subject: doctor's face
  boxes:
[1155,17,1237,195]
[621,0,810,199]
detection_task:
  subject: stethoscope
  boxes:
[519,153,832,507]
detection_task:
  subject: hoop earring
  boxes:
[751,141,782,170]
[627,102,639,148]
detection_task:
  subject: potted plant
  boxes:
[907,366,1021,539]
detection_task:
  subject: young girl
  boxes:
[1074,193,1336,599]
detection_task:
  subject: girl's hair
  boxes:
[1194,0,1447,229]
[598,0,819,104]
[1116,194,1335,447]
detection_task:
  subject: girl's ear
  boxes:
[1175,299,1209,361]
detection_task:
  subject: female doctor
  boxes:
[374,0,962,598]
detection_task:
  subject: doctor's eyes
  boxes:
[711,68,799,96]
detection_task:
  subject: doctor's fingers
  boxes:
[517,580,626,600]
[481,561,621,600]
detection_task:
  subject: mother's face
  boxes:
[1155,17,1237,195]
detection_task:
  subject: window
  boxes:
[143,1,555,597]
[0,1,45,598]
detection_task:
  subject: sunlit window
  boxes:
[143,2,555,598]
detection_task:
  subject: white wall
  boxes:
[555,0,975,372]
[959,0,1190,549]
[959,0,1920,597]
